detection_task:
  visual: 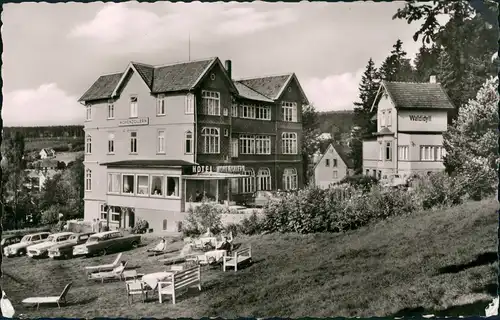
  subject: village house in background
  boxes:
[313,143,355,188]
[79,57,308,232]
[39,148,56,159]
[362,76,454,182]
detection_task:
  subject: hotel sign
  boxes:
[118,117,149,127]
[191,165,246,174]
[409,115,432,123]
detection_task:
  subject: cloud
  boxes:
[3,84,84,126]
[69,2,298,52]
[302,69,364,112]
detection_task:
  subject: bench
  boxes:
[157,265,201,304]
[222,246,252,272]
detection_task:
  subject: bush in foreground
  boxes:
[182,201,224,238]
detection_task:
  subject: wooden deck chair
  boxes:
[88,262,128,283]
[85,253,122,274]
[125,280,148,304]
[22,282,73,310]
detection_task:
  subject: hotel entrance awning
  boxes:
[182,172,248,180]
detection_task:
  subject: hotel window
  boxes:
[166,177,180,197]
[157,94,166,116]
[242,169,255,193]
[385,141,392,161]
[381,111,386,127]
[85,169,92,191]
[201,90,220,116]
[231,104,238,117]
[185,93,194,114]
[256,106,271,120]
[108,133,115,154]
[85,104,92,121]
[241,105,256,119]
[122,175,135,194]
[157,130,165,154]
[107,173,120,193]
[85,134,92,154]
[107,103,114,119]
[282,132,298,154]
[136,175,149,196]
[240,135,255,154]
[150,176,164,196]
[282,102,297,122]
[185,131,193,154]
[100,204,107,220]
[163,219,168,231]
[420,146,443,161]
[231,178,239,194]
[255,135,271,154]
[201,127,220,154]
[325,159,330,167]
[283,168,298,190]
[231,138,239,158]
[130,96,138,118]
[333,171,338,179]
[257,167,272,191]
[387,110,392,127]
[130,131,138,154]
[398,146,409,161]
[333,159,338,167]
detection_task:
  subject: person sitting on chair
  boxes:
[217,236,232,253]
[147,238,166,253]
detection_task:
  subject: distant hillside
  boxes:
[318,110,355,134]
[3,125,85,140]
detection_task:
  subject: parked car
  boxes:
[3,232,50,257]
[248,191,280,208]
[1,235,23,255]
[48,232,95,259]
[27,232,74,258]
[73,230,141,257]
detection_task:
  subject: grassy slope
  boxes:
[1,199,497,318]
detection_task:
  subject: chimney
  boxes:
[225,60,232,80]
[429,75,437,84]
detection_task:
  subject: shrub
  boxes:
[223,223,240,237]
[238,211,264,235]
[412,172,466,210]
[131,219,149,234]
[339,174,379,192]
[182,202,223,238]
[41,205,61,225]
[50,220,66,233]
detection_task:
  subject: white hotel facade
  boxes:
[362,77,455,180]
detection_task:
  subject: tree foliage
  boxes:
[302,104,321,184]
[379,39,415,82]
[443,76,499,199]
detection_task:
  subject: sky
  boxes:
[3,1,432,126]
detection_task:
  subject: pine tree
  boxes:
[413,45,442,82]
[379,39,415,82]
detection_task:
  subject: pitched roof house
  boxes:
[39,148,56,159]
[313,143,355,189]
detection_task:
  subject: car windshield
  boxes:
[47,236,55,242]
[69,235,77,240]
[87,237,99,243]
[21,235,31,243]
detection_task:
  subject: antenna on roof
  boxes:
[188,31,191,61]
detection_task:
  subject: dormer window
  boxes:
[380,111,386,127]
[157,94,166,116]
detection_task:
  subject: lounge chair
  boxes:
[88,262,128,283]
[85,253,122,275]
[22,282,72,310]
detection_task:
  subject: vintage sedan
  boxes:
[1,235,23,255]
[73,230,141,257]
[27,232,74,258]
[48,232,94,259]
[4,232,50,257]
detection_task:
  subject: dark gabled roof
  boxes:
[237,74,293,100]
[79,73,123,102]
[382,81,455,110]
[234,82,274,103]
[151,58,215,93]
[132,62,154,88]
[332,144,354,169]
[101,159,196,168]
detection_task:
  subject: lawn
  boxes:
[1,199,497,318]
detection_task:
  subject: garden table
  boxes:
[142,271,174,291]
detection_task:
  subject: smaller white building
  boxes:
[313,143,355,189]
[39,148,56,159]
[362,77,454,180]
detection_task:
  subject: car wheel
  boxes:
[18,250,25,256]
[98,249,107,256]
[131,241,139,249]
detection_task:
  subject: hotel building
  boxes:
[79,57,309,232]
[362,76,455,181]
